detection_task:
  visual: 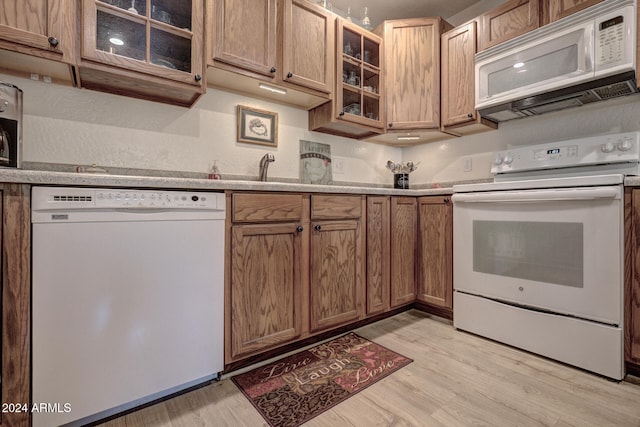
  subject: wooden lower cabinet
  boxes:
[226,191,457,366]
[417,195,453,311]
[226,192,308,363]
[229,223,304,360]
[309,195,365,332]
[309,219,364,331]
[390,197,417,307]
[626,189,640,367]
[1,184,31,427]
[227,192,365,363]
[366,197,390,315]
[365,196,417,313]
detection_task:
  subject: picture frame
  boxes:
[237,105,278,147]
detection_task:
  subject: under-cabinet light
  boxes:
[258,83,287,95]
[397,136,420,141]
[109,36,125,46]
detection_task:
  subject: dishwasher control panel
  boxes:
[95,189,220,209]
[32,187,225,211]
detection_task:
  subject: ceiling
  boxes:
[325,0,484,29]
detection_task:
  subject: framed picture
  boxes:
[237,105,278,146]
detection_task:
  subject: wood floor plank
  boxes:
[98,310,640,427]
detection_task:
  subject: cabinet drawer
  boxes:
[311,195,362,219]
[232,193,304,222]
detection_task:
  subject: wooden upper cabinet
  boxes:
[207,0,333,108]
[478,0,542,51]
[0,0,75,84]
[441,22,477,128]
[281,0,334,94]
[211,0,277,77]
[382,18,447,130]
[308,18,383,139]
[79,0,205,106]
[441,21,497,136]
[0,0,65,55]
[546,0,603,23]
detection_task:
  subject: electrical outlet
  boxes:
[333,157,345,175]
[464,158,472,172]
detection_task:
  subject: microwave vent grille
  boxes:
[592,81,636,100]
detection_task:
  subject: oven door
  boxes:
[452,185,623,325]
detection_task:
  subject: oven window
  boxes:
[473,220,583,288]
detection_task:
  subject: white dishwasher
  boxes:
[31,186,225,427]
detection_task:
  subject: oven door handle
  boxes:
[451,187,621,203]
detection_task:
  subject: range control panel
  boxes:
[491,131,640,174]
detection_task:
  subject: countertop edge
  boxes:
[0,169,454,196]
[625,176,640,186]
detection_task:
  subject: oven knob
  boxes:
[618,138,633,151]
[493,154,504,166]
[503,154,514,165]
[601,141,616,153]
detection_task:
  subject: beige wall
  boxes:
[404,94,640,185]
[7,71,640,187]
[8,73,401,185]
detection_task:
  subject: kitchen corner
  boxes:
[4,0,640,422]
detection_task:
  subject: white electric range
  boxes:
[452,131,640,380]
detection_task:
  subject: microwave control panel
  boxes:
[597,15,625,65]
[595,4,635,71]
[491,131,640,173]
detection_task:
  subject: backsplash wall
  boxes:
[5,73,401,185]
[405,94,640,185]
[6,72,640,187]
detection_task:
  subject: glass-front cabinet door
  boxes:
[336,20,383,129]
[81,0,203,87]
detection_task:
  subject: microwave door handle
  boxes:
[451,187,620,203]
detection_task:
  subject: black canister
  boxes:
[394,173,409,189]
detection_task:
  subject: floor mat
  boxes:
[231,332,413,427]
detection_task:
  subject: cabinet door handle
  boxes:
[314,224,322,231]
[48,36,59,47]
[270,67,276,73]
[194,74,202,82]
[287,72,293,78]
[467,113,474,118]
[296,225,304,232]
[388,122,393,127]
[444,197,450,203]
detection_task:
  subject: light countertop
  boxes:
[624,176,640,186]
[0,168,454,196]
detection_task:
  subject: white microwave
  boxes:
[475,0,637,122]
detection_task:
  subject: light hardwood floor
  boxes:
[100,310,640,426]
